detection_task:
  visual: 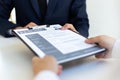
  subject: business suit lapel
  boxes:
[30,0,40,17]
[46,0,58,16]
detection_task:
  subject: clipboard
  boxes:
[13,24,105,63]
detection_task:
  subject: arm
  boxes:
[0,0,20,37]
[69,0,89,37]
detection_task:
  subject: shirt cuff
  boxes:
[112,39,120,58]
[34,70,60,80]
[7,29,14,35]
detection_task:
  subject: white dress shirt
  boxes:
[34,39,120,80]
[47,0,49,4]
[112,39,120,58]
[34,70,60,80]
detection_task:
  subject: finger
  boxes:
[57,65,63,75]
[62,24,76,31]
[25,22,37,28]
[29,22,37,27]
[95,53,106,58]
[32,56,40,62]
[95,51,110,58]
[32,56,41,65]
[63,24,71,29]
[44,55,57,62]
[61,26,67,30]
[32,56,42,75]
[45,55,59,74]
[85,36,100,44]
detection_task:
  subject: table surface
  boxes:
[0,36,120,80]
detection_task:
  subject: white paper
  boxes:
[14,24,95,56]
[38,29,95,54]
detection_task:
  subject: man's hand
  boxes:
[61,23,78,33]
[32,56,62,76]
[14,22,37,30]
[24,22,37,28]
[85,35,116,58]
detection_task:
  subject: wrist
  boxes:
[34,70,60,80]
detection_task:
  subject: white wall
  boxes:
[87,0,120,38]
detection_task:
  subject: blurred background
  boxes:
[87,0,120,38]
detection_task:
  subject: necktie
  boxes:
[38,0,47,21]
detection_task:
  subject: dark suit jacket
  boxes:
[0,0,89,37]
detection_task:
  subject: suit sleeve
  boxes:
[34,71,60,80]
[69,0,89,37]
[0,0,20,37]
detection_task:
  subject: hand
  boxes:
[24,22,37,28]
[85,35,116,58]
[32,56,62,76]
[14,22,37,30]
[61,23,78,33]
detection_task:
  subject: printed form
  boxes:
[38,29,95,54]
